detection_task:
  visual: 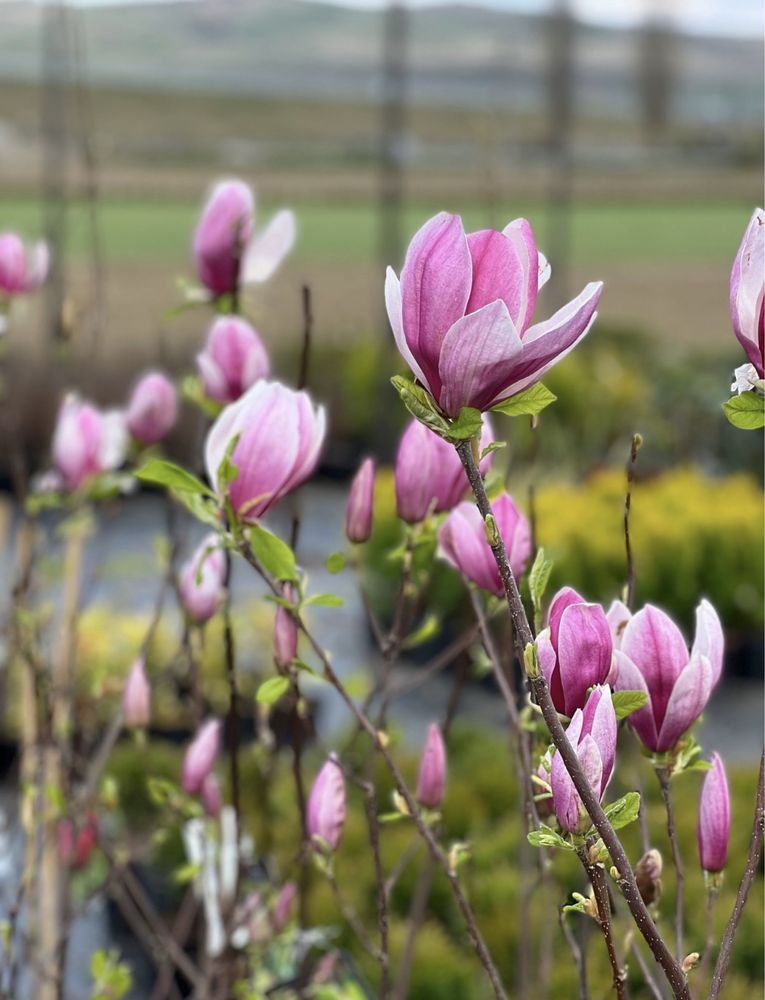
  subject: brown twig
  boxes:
[708,748,764,999]
[623,433,641,610]
[454,437,690,1000]
[560,909,589,1000]
[578,845,628,999]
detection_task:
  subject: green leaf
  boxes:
[391,374,450,436]
[303,593,344,608]
[480,440,507,460]
[446,406,482,441]
[491,383,557,418]
[722,392,764,430]
[181,374,223,419]
[256,676,291,705]
[248,522,298,582]
[402,613,440,650]
[562,892,589,916]
[527,823,575,852]
[135,459,212,497]
[217,433,241,488]
[173,490,221,529]
[529,547,553,630]
[325,551,346,574]
[612,689,649,721]
[601,791,641,832]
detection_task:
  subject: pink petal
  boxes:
[613,650,659,751]
[606,599,632,650]
[400,212,472,394]
[385,267,431,391]
[466,220,537,332]
[242,208,296,284]
[556,603,613,717]
[730,208,764,375]
[437,299,523,415]
[621,605,689,733]
[657,654,712,752]
[691,599,724,689]
[502,218,539,331]
[548,586,586,649]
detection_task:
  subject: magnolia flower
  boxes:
[729,208,764,377]
[125,371,178,445]
[182,719,221,795]
[122,657,150,728]
[51,395,128,492]
[386,212,602,414]
[345,458,375,544]
[179,534,226,625]
[395,415,494,523]
[416,723,447,809]
[0,232,49,297]
[698,752,731,874]
[438,492,531,596]
[537,587,614,717]
[273,583,298,669]
[193,179,296,297]
[197,315,270,403]
[205,380,326,521]
[614,600,724,753]
[551,685,617,833]
[307,756,346,853]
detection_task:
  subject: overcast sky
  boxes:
[7,0,763,38]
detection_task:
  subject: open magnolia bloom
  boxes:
[51,394,128,492]
[729,207,764,378]
[614,600,724,754]
[0,232,49,298]
[386,212,602,415]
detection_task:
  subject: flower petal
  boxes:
[556,603,613,717]
[437,299,523,415]
[241,208,296,283]
[466,220,537,332]
[621,604,689,733]
[691,599,724,689]
[501,218,539,331]
[613,650,659,751]
[657,654,712,752]
[385,267,431,391]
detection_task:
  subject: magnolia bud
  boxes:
[200,772,223,818]
[125,371,178,445]
[274,584,298,669]
[272,882,296,932]
[634,849,663,906]
[416,723,446,810]
[182,719,221,795]
[58,814,98,870]
[307,755,346,853]
[345,457,375,544]
[122,657,150,729]
[698,753,731,874]
[197,316,270,404]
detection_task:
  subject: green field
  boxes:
[0,194,754,267]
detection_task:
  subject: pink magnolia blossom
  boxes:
[193,179,295,297]
[416,723,447,809]
[197,315,270,403]
[182,719,221,795]
[345,457,375,544]
[614,600,723,753]
[122,657,150,728]
[0,232,49,297]
[125,371,178,445]
[179,534,226,625]
[386,212,602,415]
[200,773,223,819]
[697,752,731,873]
[51,395,128,492]
[395,415,494,524]
[729,208,764,377]
[438,492,531,596]
[307,755,346,853]
[551,685,617,833]
[537,587,614,717]
[205,380,326,521]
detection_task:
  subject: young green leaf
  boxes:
[446,406,483,441]
[325,551,346,574]
[529,546,553,630]
[491,383,557,418]
[402,613,440,650]
[135,459,213,497]
[256,676,291,705]
[248,523,298,582]
[527,823,575,851]
[600,791,641,832]
[303,593,345,608]
[612,689,649,721]
[722,392,765,430]
[391,375,450,436]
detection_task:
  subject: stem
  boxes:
[560,910,589,1000]
[655,768,684,961]
[362,781,390,996]
[237,537,509,1000]
[454,437,690,1000]
[698,883,717,984]
[297,285,313,391]
[578,845,628,1000]
[221,550,241,836]
[623,433,640,610]
[708,748,764,1000]
[629,938,665,1000]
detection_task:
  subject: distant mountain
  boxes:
[0,0,761,123]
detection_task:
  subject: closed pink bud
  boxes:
[200,772,223,818]
[122,657,150,728]
[205,380,326,521]
[416,723,446,809]
[307,755,346,852]
[438,492,531,596]
[551,685,617,833]
[51,394,128,492]
[536,587,613,717]
[614,599,724,753]
[179,534,226,625]
[126,371,178,445]
[193,180,254,296]
[271,882,296,932]
[182,719,221,795]
[729,208,764,377]
[698,753,731,873]
[0,232,48,297]
[274,583,298,669]
[345,457,375,543]
[395,416,494,524]
[58,814,98,870]
[197,316,270,403]
[386,211,601,414]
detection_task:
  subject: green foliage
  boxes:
[248,522,298,582]
[723,392,765,430]
[490,382,556,418]
[90,949,132,1000]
